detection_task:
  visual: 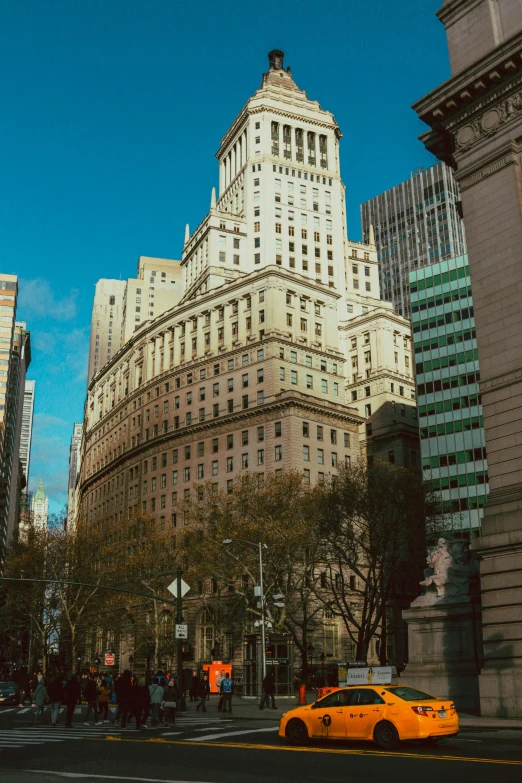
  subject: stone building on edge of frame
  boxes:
[77,51,420,692]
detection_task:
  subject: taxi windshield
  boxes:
[385,687,436,701]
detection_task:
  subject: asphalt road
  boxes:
[1,705,521,783]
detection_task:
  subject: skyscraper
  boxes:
[87,279,126,383]
[77,50,418,684]
[19,379,35,487]
[361,163,467,317]
[31,478,49,530]
[410,255,488,539]
[67,422,82,529]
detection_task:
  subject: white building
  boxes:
[31,478,49,531]
[67,422,83,529]
[87,279,126,383]
[20,379,35,486]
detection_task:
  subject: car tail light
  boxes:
[411,706,434,717]
[450,704,455,710]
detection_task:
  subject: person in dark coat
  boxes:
[196,674,210,713]
[115,670,134,728]
[84,674,99,725]
[132,675,151,730]
[48,674,65,726]
[259,672,276,710]
[189,670,200,702]
[64,675,81,728]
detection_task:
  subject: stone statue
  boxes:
[411,537,477,607]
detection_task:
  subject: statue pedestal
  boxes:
[402,600,483,714]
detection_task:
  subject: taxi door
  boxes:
[309,690,351,739]
[346,688,386,740]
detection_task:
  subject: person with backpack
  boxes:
[163,677,180,727]
[97,679,110,722]
[48,673,65,727]
[220,672,234,713]
[215,669,225,711]
[32,676,49,725]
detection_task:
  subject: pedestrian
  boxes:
[32,676,48,725]
[221,672,234,713]
[115,670,133,728]
[196,674,210,712]
[48,673,65,727]
[132,675,151,730]
[189,670,199,702]
[64,674,81,728]
[259,671,277,710]
[163,678,180,727]
[149,677,164,726]
[84,673,99,725]
[215,669,225,711]
[97,679,110,722]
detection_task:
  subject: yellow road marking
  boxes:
[85,737,522,765]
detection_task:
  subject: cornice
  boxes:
[436,0,484,26]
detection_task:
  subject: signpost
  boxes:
[168,566,190,711]
[105,653,115,666]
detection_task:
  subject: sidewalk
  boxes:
[181,696,522,729]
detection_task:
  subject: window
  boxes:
[257,426,264,441]
[275,445,282,461]
[274,421,282,437]
[172,470,178,485]
[226,457,233,472]
[303,468,310,484]
[279,367,285,381]
[306,374,313,389]
[242,394,248,409]
[227,434,233,449]
[212,460,218,475]
[290,351,297,363]
[317,449,324,464]
[291,370,297,384]
[213,383,219,397]
[330,429,337,445]
[184,467,190,482]
[257,368,264,383]
[303,445,310,461]
[303,422,309,437]
[257,390,264,404]
[242,453,249,469]
[257,449,264,465]
[321,379,328,393]
[317,425,323,441]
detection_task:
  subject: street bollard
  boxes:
[298,683,307,705]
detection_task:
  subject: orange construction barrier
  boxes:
[298,683,307,705]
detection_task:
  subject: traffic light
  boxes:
[181,642,192,660]
[0,584,7,610]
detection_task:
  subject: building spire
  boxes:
[268,49,285,71]
[184,223,190,245]
[369,224,376,247]
[210,187,216,210]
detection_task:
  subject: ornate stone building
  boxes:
[414,0,522,716]
[78,51,418,684]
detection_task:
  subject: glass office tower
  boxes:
[409,255,488,539]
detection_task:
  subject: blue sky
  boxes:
[2,0,448,513]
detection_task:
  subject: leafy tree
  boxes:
[313,460,448,665]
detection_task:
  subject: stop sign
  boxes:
[105,653,115,666]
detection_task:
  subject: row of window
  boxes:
[412,306,474,334]
[422,446,487,469]
[419,416,484,438]
[411,285,472,314]
[410,264,470,293]
[430,471,488,490]
[268,162,333,186]
[416,349,479,375]
[417,371,479,396]
[414,328,476,354]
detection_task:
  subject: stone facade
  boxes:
[414,0,522,716]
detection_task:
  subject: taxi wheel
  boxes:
[374,721,399,750]
[285,718,309,746]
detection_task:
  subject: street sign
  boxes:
[175,624,188,639]
[105,653,115,666]
[167,578,190,599]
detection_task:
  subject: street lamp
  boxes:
[223,538,267,680]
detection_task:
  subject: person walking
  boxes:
[132,675,151,730]
[97,679,110,722]
[115,670,133,728]
[64,674,81,728]
[84,674,99,725]
[221,672,234,713]
[32,676,49,725]
[259,671,277,710]
[215,670,225,711]
[196,674,210,712]
[149,677,164,726]
[189,670,200,702]
[48,673,65,727]
[163,677,180,727]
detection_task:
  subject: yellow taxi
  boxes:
[279,685,459,749]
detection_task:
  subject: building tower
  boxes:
[361,162,467,318]
[87,279,126,383]
[19,379,35,488]
[409,254,488,539]
[413,0,522,717]
[77,50,419,685]
[31,478,49,531]
[67,422,83,529]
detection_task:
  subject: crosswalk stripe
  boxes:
[188,726,279,742]
[18,707,31,713]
